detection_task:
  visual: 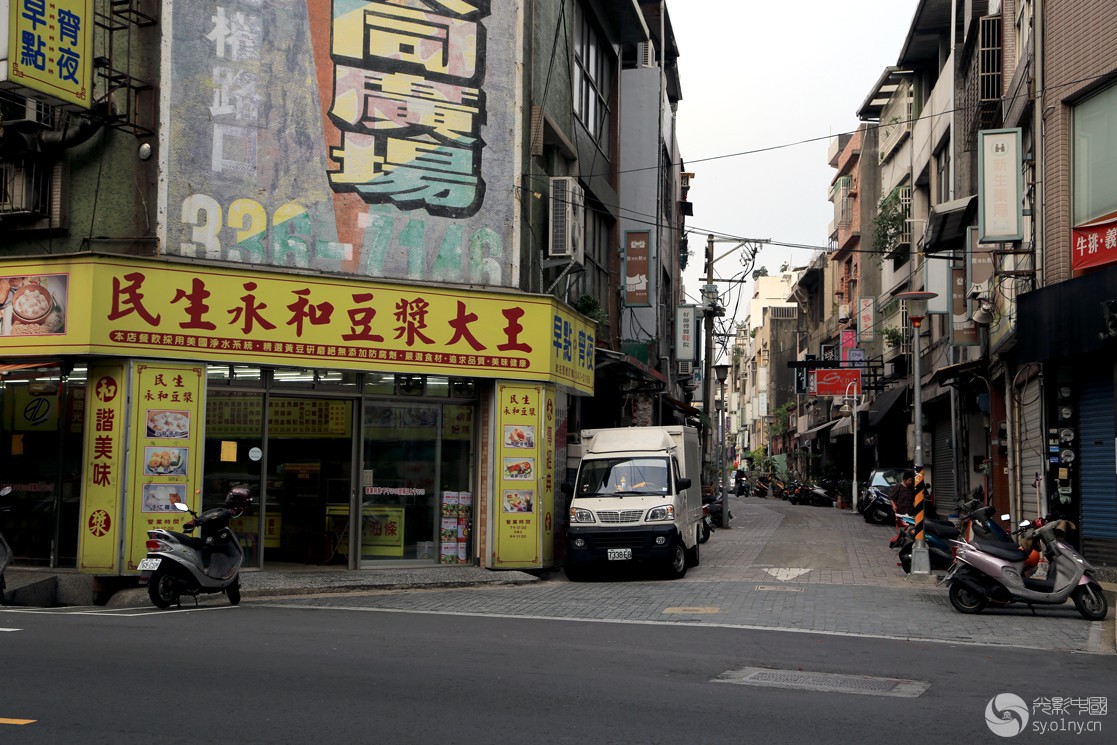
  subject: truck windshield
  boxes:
[574,457,671,497]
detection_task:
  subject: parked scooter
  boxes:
[859,484,895,524]
[138,486,250,608]
[0,486,11,605]
[892,499,999,573]
[699,502,715,543]
[944,513,1109,620]
[703,492,733,527]
[789,479,834,507]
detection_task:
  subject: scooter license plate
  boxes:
[137,558,161,572]
[607,548,632,561]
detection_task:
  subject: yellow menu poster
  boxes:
[123,362,205,571]
[493,382,546,567]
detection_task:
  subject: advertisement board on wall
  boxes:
[78,364,127,572]
[0,255,595,394]
[624,232,650,307]
[493,382,553,568]
[123,362,205,571]
[4,0,95,108]
[161,0,519,288]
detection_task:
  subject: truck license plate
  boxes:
[137,558,161,572]
[607,548,632,561]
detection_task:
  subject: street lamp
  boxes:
[713,363,730,528]
[839,380,860,514]
[895,290,937,575]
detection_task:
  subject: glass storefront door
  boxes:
[266,396,354,565]
[361,402,474,564]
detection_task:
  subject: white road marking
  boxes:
[763,568,812,581]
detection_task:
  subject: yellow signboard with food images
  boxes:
[123,361,205,572]
[492,382,549,568]
[77,363,127,572]
[0,256,595,394]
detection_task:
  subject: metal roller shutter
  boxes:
[1015,378,1045,522]
[931,416,954,507]
[1079,376,1116,550]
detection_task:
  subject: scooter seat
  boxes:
[973,538,1029,562]
[163,531,207,551]
[925,520,960,539]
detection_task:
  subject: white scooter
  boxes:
[0,486,12,605]
[138,487,249,608]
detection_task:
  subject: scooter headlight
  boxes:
[646,505,675,522]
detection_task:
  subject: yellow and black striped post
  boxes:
[913,467,926,544]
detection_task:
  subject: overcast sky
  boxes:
[669,0,921,340]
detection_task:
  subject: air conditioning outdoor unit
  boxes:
[548,176,584,264]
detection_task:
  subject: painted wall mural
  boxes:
[162,1,517,287]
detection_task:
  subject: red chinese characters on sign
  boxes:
[1072,215,1117,272]
[106,272,534,359]
[90,375,120,488]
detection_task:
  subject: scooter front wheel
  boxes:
[147,570,179,609]
[226,574,241,606]
[948,579,987,614]
[1072,583,1108,621]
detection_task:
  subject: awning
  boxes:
[796,420,835,442]
[867,384,908,429]
[0,361,62,375]
[831,401,870,437]
[595,349,669,387]
[928,359,983,387]
[923,195,977,248]
[662,394,701,417]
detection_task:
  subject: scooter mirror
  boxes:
[1000,514,1011,521]
[172,502,191,512]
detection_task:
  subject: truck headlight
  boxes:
[646,505,675,521]
[569,507,596,523]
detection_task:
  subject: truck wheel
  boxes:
[685,530,700,567]
[665,541,688,579]
[564,563,589,582]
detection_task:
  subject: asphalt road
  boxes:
[2,497,1113,744]
[1,602,1113,744]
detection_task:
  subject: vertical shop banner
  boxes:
[541,387,556,565]
[856,297,876,343]
[978,129,1024,242]
[675,305,696,361]
[5,0,96,109]
[78,364,126,572]
[124,362,205,571]
[493,382,544,567]
[624,232,651,306]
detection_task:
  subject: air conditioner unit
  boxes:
[677,360,693,376]
[638,42,655,68]
[838,304,851,322]
[548,176,584,264]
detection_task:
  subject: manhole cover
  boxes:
[714,667,929,698]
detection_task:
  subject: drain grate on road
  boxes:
[714,667,929,698]
[754,585,804,592]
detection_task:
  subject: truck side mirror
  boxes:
[560,482,572,496]
[676,477,691,491]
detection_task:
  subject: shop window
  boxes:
[396,374,426,396]
[1073,83,1117,226]
[204,389,266,567]
[207,364,266,388]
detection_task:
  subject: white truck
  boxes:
[561,425,702,580]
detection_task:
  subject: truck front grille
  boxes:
[597,509,644,523]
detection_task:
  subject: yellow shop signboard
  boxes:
[0,256,594,394]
